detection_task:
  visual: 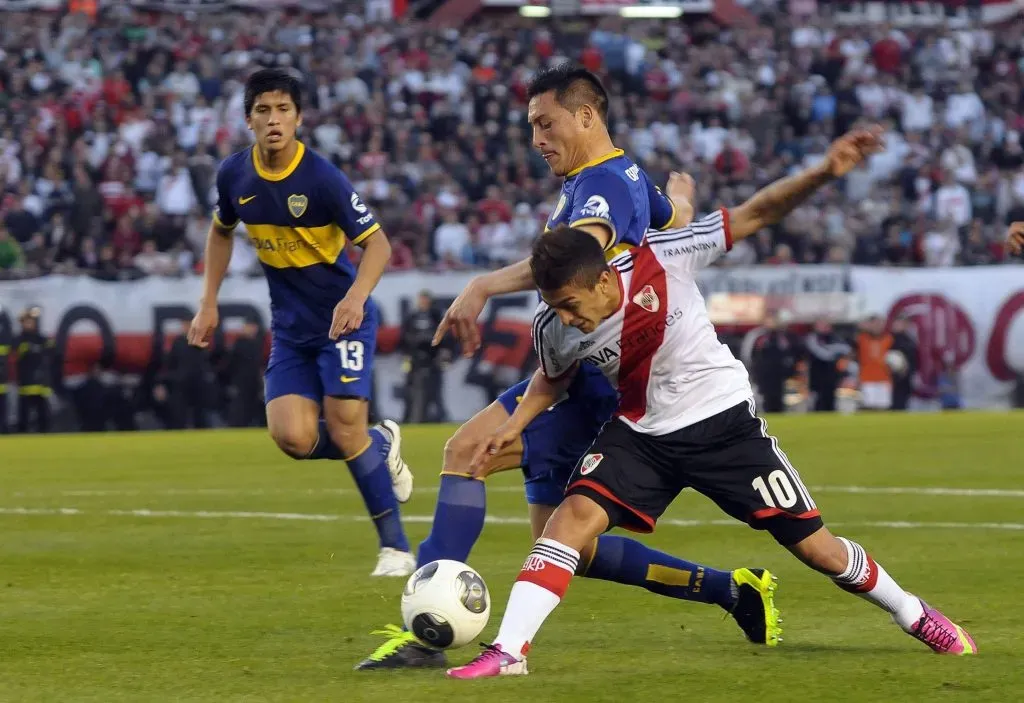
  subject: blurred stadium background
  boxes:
[0,0,1023,434]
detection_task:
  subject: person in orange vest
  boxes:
[856,315,894,410]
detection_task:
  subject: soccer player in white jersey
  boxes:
[447,126,976,679]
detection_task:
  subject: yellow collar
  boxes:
[252,141,305,182]
[566,148,625,178]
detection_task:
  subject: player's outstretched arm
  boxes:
[468,366,578,475]
[664,171,695,229]
[188,223,234,349]
[330,230,392,340]
[433,221,614,356]
[727,125,885,242]
[1007,222,1024,256]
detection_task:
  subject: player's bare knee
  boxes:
[540,494,608,553]
[442,432,477,474]
[270,425,318,459]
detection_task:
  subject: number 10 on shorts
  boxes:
[336,340,365,371]
[751,469,799,509]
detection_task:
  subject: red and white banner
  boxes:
[831,0,1023,28]
[1,265,1021,418]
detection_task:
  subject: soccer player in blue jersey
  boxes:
[356,64,779,669]
[187,68,416,578]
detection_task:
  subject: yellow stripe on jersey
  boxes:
[246,223,346,268]
[658,196,678,231]
[350,222,381,246]
[605,242,633,261]
[570,217,618,249]
[565,148,625,178]
[252,142,306,182]
[212,210,238,231]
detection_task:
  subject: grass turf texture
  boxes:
[1,412,1021,702]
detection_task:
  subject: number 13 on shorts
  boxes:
[336,340,365,371]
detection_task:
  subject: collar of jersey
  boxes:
[252,141,306,181]
[565,148,625,178]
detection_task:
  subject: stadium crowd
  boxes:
[0,4,1022,280]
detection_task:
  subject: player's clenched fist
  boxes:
[188,304,218,349]
[1007,222,1024,256]
[823,125,885,177]
[330,292,365,340]
[469,420,522,476]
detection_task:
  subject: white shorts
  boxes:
[860,382,893,410]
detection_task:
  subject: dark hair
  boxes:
[244,68,303,116]
[531,225,608,292]
[526,63,609,122]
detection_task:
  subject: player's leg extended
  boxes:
[705,401,975,655]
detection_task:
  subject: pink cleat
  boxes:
[906,601,977,655]
[446,644,528,679]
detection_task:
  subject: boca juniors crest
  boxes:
[287,194,308,218]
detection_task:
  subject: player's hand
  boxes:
[433,279,488,357]
[665,171,695,227]
[1007,222,1024,256]
[822,125,885,178]
[187,303,218,349]
[469,420,522,476]
[330,292,365,340]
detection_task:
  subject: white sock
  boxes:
[833,537,924,630]
[493,538,580,657]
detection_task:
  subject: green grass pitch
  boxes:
[1,412,1022,702]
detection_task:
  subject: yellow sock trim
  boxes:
[344,439,373,462]
[438,470,485,481]
[646,565,693,587]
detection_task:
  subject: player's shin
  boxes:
[831,537,923,628]
[492,538,581,658]
[581,535,736,609]
[416,473,486,567]
[346,431,410,552]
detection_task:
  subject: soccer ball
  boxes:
[401,559,490,649]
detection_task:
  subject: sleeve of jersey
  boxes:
[567,172,635,252]
[645,177,677,231]
[650,208,733,273]
[532,307,577,382]
[321,167,381,245]
[212,163,239,231]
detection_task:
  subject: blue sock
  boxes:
[306,420,343,460]
[416,474,486,567]
[346,428,409,552]
[582,535,737,610]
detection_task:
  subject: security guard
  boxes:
[14,306,54,433]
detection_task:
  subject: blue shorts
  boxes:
[497,364,618,506]
[264,308,378,403]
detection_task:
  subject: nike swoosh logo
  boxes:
[239,195,257,205]
[340,376,360,383]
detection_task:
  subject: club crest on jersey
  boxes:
[579,195,610,219]
[287,194,308,218]
[580,453,603,475]
[632,284,660,313]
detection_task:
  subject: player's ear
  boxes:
[579,105,594,129]
[296,113,303,129]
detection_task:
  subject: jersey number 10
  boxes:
[336,340,365,371]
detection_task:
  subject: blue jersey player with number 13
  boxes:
[188,69,416,578]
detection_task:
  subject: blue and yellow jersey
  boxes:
[545,149,676,261]
[213,142,380,346]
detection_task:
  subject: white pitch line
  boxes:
[1,507,1023,531]
[4,485,1024,499]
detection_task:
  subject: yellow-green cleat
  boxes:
[728,568,782,647]
[354,624,448,670]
